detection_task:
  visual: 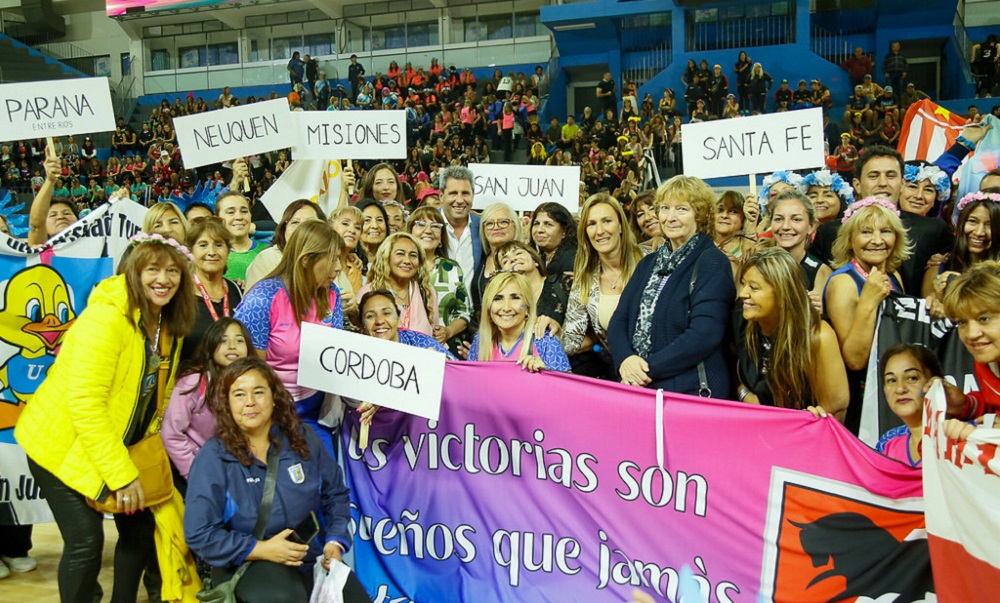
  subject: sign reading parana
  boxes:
[0,78,115,141]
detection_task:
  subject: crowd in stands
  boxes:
[3,44,1000,602]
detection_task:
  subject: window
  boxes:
[151,49,171,72]
[407,21,439,47]
[272,36,301,60]
[177,42,238,68]
[304,33,336,56]
[121,53,131,76]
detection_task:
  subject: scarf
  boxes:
[631,233,704,358]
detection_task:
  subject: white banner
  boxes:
[260,159,343,219]
[681,108,825,179]
[297,323,445,421]
[292,111,406,160]
[468,163,581,212]
[0,77,115,141]
[174,98,294,169]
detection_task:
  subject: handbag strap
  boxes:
[688,255,711,398]
[228,443,280,582]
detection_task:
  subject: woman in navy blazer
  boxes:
[609,176,736,397]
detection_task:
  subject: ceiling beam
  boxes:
[307,0,344,20]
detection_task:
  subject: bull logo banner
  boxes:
[342,362,935,602]
[0,198,146,525]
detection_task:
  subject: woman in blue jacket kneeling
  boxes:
[184,357,371,602]
[609,175,736,397]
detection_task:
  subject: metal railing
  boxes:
[686,10,795,52]
[622,40,672,90]
[114,57,139,123]
[810,23,853,67]
[953,10,973,74]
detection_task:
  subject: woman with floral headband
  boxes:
[924,190,1000,315]
[823,197,912,433]
[798,168,855,224]
[901,160,951,217]
[16,233,197,602]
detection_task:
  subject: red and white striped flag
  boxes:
[923,381,1000,602]
[898,99,967,161]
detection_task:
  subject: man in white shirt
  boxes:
[439,166,482,280]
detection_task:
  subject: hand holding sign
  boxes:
[0,78,115,141]
[174,99,293,169]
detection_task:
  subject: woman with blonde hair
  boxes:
[735,247,848,419]
[143,201,189,245]
[562,194,647,378]
[357,232,438,336]
[823,198,912,433]
[471,202,522,314]
[469,272,570,372]
[234,219,345,453]
[328,205,365,315]
[609,175,735,395]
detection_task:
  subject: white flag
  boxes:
[261,159,343,219]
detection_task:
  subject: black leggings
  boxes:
[212,561,373,603]
[28,458,156,603]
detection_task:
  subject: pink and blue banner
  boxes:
[342,362,934,602]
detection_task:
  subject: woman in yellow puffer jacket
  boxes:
[16,234,196,603]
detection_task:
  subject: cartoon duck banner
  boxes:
[342,362,936,602]
[923,381,1000,603]
[0,198,147,525]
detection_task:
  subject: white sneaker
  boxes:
[0,561,9,579]
[1,555,37,573]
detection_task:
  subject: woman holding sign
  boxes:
[27,146,78,246]
[234,219,345,454]
[608,176,736,395]
[360,290,455,358]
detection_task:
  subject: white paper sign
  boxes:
[292,111,406,160]
[468,163,581,212]
[297,322,445,421]
[681,107,825,179]
[173,98,294,169]
[0,77,115,141]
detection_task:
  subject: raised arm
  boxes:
[28,146,61,246]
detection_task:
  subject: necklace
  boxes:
[601,265,623,290]
[391,282,412,309]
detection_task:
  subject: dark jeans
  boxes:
[212,561,372,603]
[0,523,32,557]
[28,457,155,603]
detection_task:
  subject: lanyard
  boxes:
[850,259,896,293]
[193,272,229,321]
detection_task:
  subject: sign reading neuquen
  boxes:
[292,111,406,160]
[298,322,446,421]
[0,78,115,141]
[681,107,825,179]
[174,98,293,169]
[468,163,581,212]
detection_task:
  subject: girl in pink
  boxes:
[161,318,255,491]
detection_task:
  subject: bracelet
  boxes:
[955,135,976,151]
[737,386,750,402]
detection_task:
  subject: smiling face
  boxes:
[372,168,398,202]
[899,179,937,216]
[361,205,387,248]
[806,186,842,222]
[332,213,362,250]
[152,208,186,243]
[956,306,1000,363]
[140,256,182,309]
[483,209,516,249]
[389,237,420,282]
[442,178,473,224]
[634,201,660,239]
[191,233,229,276]
[228,369,274,436]
[217,196,252,239]
[498,246,538,276]
[715,204,743,238]
[738,266,777,327]
[489,281,529,337]
[385,204,405,234]
[213,323,249,368]
[963,205,992,259]
[850,217,896,271]
[410,217,443,255]
[362,294,400,341]
[586,202,622,257]
[882,352,929,424]
[854,156,902,201]
[531,211,565,253]
[657,197,698,248]
[770,199,813,253]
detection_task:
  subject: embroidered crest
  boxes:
[288,463,305,484]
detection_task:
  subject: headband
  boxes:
[841,196,901,223]
[903,163,951,200]
[128,232,194,262]
[956,191,1000,214]
[798,169,856,204]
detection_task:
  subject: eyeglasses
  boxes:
[485,218,513,230]
[411,220,444,232]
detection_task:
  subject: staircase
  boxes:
[0,34,83,84]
